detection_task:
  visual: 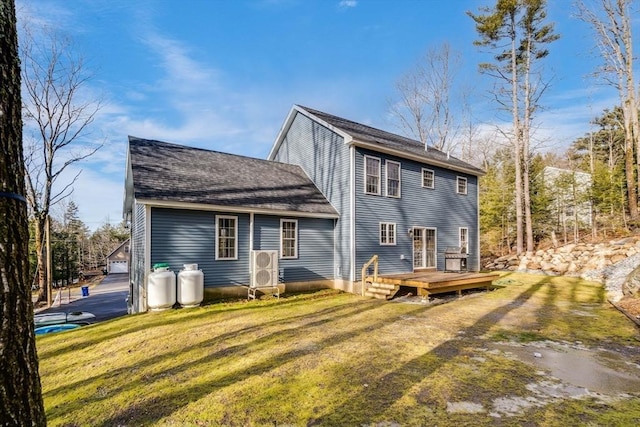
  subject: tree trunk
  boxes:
[622,1,640,220]
[34,215,48,303]
[522,27,534,254]
[510,11,524,255]
[623,102,637,219]
[0,0,47,424]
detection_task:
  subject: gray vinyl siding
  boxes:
[272,112,351,280]
[254,215,334,282]
[150,207,250,287]
[131,202,146,312]
[354,147,479,278]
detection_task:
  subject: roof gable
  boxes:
[127,137,338,217]
[271,105,485,176]
[106,239,130,259]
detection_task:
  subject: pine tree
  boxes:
[469,0,558,254]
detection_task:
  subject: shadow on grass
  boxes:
[43,294,371,397]
[78,301,433,426]
[37,289,345,360]
[308,275,548,424]
[48,274,609,426]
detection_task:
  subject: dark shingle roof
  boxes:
[298,106,485,176]
[128,137,338,216]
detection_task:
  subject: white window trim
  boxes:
[385,160,401,198]
[459,227,469,254]
[457,176,468,195]
[422,168,435,189]
[364,155,381,195]
[215,215,238,260]
[379,222,397,246]
[280,218,298,259]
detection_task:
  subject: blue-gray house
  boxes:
[123,105,484,312]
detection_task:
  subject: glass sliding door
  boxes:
[413,228,424,269]
[413,227,437,270]
[425,228,436,268]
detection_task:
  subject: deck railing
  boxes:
[361,254,379,296]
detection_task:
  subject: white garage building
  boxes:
[106,239,130,274]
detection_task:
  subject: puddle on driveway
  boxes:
[489,342,640,395]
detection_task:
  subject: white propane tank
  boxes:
[177,263,204,308]
[148,264,176,311]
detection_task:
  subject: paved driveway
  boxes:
[38,273,129,323]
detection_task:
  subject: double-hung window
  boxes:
[281,219,298,259]
[216,215,237,260]
[422,168,435,189]
[364,156,381,195]
[459,227,468,254]
[380,222,396,245]
[457,176,467,195]
[386,161,401,198]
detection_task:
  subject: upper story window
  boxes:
[364,156,381,195]
[457,176,468,195]
[280,219,298,259]
[459,227,468,253]
[379,222,396,245]
[385,161,401,198]
[216,215,238,260]
[422,168,435,189]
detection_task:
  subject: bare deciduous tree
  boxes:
[20,21,102,301]
[576,0,639,219]
[0,0,47,423]
[388,42,468,154]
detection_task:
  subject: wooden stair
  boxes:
[365,281,400,300]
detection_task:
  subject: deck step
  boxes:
[365,291,390,300]
[365,282,400,300]
[369,282,396,290]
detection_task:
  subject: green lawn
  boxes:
[37,273,640,426]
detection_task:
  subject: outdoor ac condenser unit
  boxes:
[250,250,279,288]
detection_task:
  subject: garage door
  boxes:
[110,260,128,274]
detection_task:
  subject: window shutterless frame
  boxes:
[456,176,467,195]
[422,168,435,189]
[385,160,401,198]
[280,218,298,259]
[215,215,238,260]
[379,222,396,245]
[364,155,381,195]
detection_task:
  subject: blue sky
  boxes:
[16,0,630,230]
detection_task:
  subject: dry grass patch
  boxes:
[37,275,640,426]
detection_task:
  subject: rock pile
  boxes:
[484,237,640,302]
[485,237,640,277]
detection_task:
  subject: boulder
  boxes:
[552,262,569,274]
[610,254,627,264]
[540,261,555,271]
[623,265,640,297]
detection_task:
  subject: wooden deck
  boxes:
[365,271,500,300]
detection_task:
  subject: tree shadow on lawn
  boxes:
[88,300,433,426]
[44,295,372,397]
[501,274,612,344]
[47,295,428,425]
[45,276,558,426]
[38,289,345,360]
[310,275,549,424]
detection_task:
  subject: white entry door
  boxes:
[413,228,436,269]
